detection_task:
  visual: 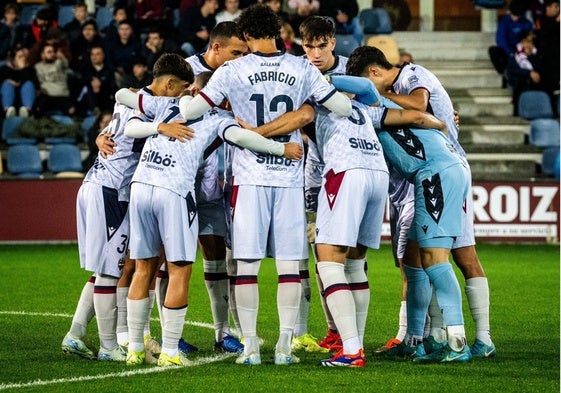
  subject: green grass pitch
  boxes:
[0,243,558,392]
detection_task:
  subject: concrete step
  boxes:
[460,115,531,127]
[459,128,526,145]
[392,32,495,62]
[434,68,502,89]
[452,95,513,117]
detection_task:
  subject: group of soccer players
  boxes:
[61,3,495,369]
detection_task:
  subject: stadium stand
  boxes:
[47,143,84,177]
[7,144,43,178]
[529,118,560,147]
[518,90,555,120]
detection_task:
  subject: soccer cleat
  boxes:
[373,338,401,354]
[423,335,447,354]
[291,333,329,353]
[157,352,193,367]
[178,338,199,355]
[214,334,244,354]
[318,329,343,352]
[98,345,127,361]
[126,349,146,366]
[235,352,261,365]
[384,341,426,360]
[470,339,496,359]
[274,350,300,365]
[319,348,366,367]
[413,343,472,363]
[61,333,96,360]
[144,334,162,354]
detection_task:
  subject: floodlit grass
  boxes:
[0,244,558,392]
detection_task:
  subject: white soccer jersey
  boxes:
[132,98,237,198]
[315,101,388,175]
[84,88,156,201]
[200,51,337,187]
[393,63,465,157]
[304,54,348,190]
[185,53,214,75]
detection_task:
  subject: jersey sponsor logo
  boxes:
[92,157,106,170]
[255,154,295,170]
[349,137,382,154]
[247,71,296,86]
[141,149,176,171]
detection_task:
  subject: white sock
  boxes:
[465,277,492,345]
[317,261,360,354]
[428,287,447,343]
[204,259,230,342]
[69,276,95,338]
[275,259,301,353]
[345,258,369,346]
[116,287,129,345]
[396,301,407,341]
[315,263,337,331]
[447,325,467,351]
[94,275,118,349]
[235,259,261,355]
[127,297,150,352]
[143,289,155,338]
[225,248,241,335]
[161,305,187,358]
[294,258,310,338]
[155,267,168,327]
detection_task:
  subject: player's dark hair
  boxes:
[195,71,213,89]
[299,16,335,43]
[237,4,282,40]
[346,46,394,76]
[153,53,194,84]
[210,21,245,44]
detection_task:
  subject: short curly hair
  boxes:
[237,4,282,40]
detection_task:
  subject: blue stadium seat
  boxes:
[529,118,560,147]
[359,8,392,35]
[47,143,84,175]
[7,144,43,179]
[541,146,560,177]
[518,90,554,120]
[57,5,75,27]
[334,34,359,58]
[96,7,114,31]
[1,116,36,145]
[19,5,42,26]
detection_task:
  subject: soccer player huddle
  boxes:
[62,4,495,369]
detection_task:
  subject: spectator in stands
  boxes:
[104,19,141,88]
[536,0,560,100]
[100,6,128,43]
[263,0,290,23]
[83,109,113,171]
[318,0,363,46]
[70,20,102,71]
[134,0,165,35]
[21,5,60,49]
[1,46,37,117]
[180,0,203,16]
[33,43,75,117]
[287,0,319,35]
[141,27,181,71]
[215,0,242,23]
[372,0,412,31]
[506,30,544,115]
[122,57,153,88]
[178,0,219,56]
[62,2,89,44]
[0,3,25,63]
[488,0,533,76]
[77,45,115,117]
[280,21,303,55]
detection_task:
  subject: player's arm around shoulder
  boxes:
[384,108,447,135]
[235,103,315,138]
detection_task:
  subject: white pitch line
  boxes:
[0,310,215,329]
[0,310,232,391]
[0,353,235,391]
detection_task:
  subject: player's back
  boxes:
[367,105,465,183]
[84,89,153,199]
[133,100,235,198]
[315,101,388,175]
[393,63,465,157]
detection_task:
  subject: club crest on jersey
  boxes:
[141,150,176,169]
